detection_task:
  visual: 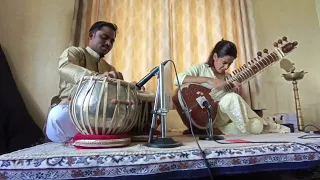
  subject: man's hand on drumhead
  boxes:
[117,72,124,80]
[130,81,146,92]
[139,86,146,92]
[100,71,123,80]
[100,71,116,78]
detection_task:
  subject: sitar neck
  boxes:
[224,39,298,93]
[209,37,298,101]
[224,51,280,92]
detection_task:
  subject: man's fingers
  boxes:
[117,72,124,80]
[110,71,118,78]
[105,71,124,80]
[105,73,114,78]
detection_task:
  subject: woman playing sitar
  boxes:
[174,39,290,135]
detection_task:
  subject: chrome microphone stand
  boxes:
[198,102,224,141]
[147,63,182,148]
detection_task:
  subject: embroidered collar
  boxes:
[85,46,101,60]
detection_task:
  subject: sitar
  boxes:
[172,37,298,133]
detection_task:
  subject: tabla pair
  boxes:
[69,76,160,149]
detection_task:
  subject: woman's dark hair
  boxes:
[89,21,118,37]
[206,39,237,67]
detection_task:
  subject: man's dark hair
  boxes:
[89,21,118,36]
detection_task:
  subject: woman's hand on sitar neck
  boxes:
[232,81,242,95]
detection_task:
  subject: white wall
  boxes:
[0,0,75,127]
[316,0,320,27]
[253,0,320,127]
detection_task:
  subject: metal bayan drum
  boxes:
[69,76,139,148]
[129,92,161,141]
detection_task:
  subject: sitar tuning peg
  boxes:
[257,51,262,57]
[274,42,279,47]
[282,36,288,42]
[278,39,283,44]
[263,49,269,54]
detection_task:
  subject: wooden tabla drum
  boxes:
[128,92,161,141]
[69,76,139,149]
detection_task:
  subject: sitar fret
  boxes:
[224,52,279,92]
[218,39,298,94]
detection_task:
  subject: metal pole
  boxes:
[159,63,167,138]
[147,79,160,143]
[147,60,182,148]
[292,80,304,131]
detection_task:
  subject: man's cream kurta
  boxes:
[58,46,116,104]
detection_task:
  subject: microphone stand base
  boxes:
[199,135,225,141]
[147,137,182,148]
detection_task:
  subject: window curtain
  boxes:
[69,0,264,110]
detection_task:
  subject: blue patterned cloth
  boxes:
[0,132,320,179]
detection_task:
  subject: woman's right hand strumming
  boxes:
[207,78,242,93]
[206,78,228,90]
[182,76,228,90]
[182,76,240,91]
